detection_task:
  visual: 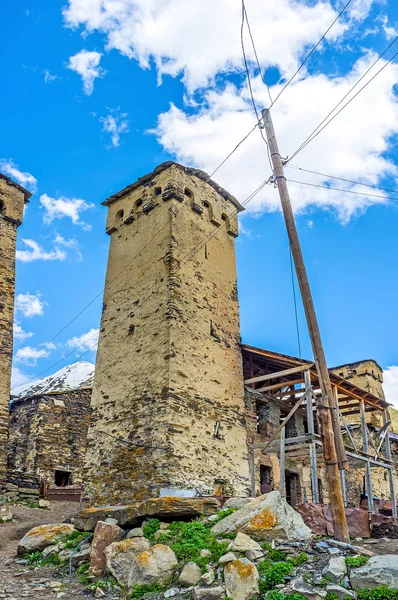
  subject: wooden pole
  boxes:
[250,448,256,497]
[262,108,349,542]
[280,426,286,498]
[383,409,397,518]
[305,370,319,504]
[359,399,374,514]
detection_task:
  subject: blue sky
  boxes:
[2,0,398,405]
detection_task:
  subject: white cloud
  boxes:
[54,235,83,260]
[44,69,58,83]
[40,193,94,229]
[67,50,105,95]
[383,366,398,410]
[15,342,56,366]
[15,292,45,317]
[0,159,37,193]
[66,328,99,352]
[13,322,34,341]
[152,53,398,222]
[11,367,29,388]
[100,108,129,147]
[16,239,67,263]
[381,15,398,40]
[62,0,368,92]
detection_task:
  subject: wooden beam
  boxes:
[307,371,319,504]
[257,378,305,393]
[244,364,313,385]
[280,426,286,498]
[360,399,374,514]
[383,409,397,518]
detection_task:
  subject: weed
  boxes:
[346,555,369,569]
[59,530,90,550]
[356,587,398,600]
[325,593,339,600]
[288,552,309,567]
[128,584,164,599]
[142,519,161,542]
[24,551,43,567]
[259,561,294,592]
[208,508,237,526]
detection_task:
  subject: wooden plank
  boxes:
[244,364,313,385]
[250,448,256,497]
[306,371,319,504]
[383,409,397,518]
[257,378,305,393]
[280,426,286,498]
[360,399,373,514]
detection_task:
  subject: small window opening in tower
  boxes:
[221,213,230,227]
[115,209,124,225]
[0,199,4,216]
[155,187,162,195]
[54,469,72,487]
[203,200,209,208]
[205,244,208,259]
[184,188,193,198]
[260,465,273,494]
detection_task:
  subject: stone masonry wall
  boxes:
[8,389,92,486]
[0,177,27,485]
[83,163,250,505]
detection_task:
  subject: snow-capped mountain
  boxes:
[11,361,95,399]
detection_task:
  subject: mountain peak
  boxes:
[11,361,95,399]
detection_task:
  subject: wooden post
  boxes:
[340,470,347,507]
[383,409,397,517]
[305,370,319,504]
[250,448,256,497]
[262,107,349,542]
[280,426,286,498]
[360,399,374,514]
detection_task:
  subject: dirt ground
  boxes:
[0,501,93,599]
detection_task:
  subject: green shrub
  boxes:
[76,562,90,584]
[24,551,43,567]
[356,587,398,600]
[208,508,237,526]
[259,561,294,591]
[346,555,369,569]
[59,530,90,550]
[264,591,307,600]
[142,518,161,541]
[129,584,164,599]
[325,593,339,600]
[288,552,309,567]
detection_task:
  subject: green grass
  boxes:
[356,587,398,600]
[288,552,309,567]
[258,561,294,592]
[59,530,91,550]
[142,518,161,542]
[24,550,61,569]
[208,508,237,525]
[128,584,164,599]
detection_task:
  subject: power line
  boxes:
[241,0,273,104]
[287,164,398,196]
[240,0,273,171]
[16,125,259,371]
[269,0,354,108]
[15,177,272,389]
[287,178,398,201]
[286,38,398,163]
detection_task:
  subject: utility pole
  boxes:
[262,107,349,543]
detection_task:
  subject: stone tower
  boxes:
[0,173,31,485]
[83,162,250,505]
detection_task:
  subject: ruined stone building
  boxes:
[2,161,398,517]
[7,389,91,500]
[0,173,31,486]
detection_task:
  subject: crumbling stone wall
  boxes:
[83,163,250,505]
[0,175,30,486]
[7,389,92,486]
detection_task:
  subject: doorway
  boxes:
[54,469,72,487]
[285,471,301,506]
[260,465,273,494]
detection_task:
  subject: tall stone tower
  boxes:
[0,173,31,484]
[84,162,250,505]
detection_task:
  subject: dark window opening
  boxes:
[54,469,72,487]
[318,477,324,503]
[260,465,273,494]
[184,188,193,198]
[203,200,209,208]
[155,187,162,195]
[115,209,124,225]
[303,418,309,434]
[205,244,208,259]
[285,471,301,506]
[0,200,4,216]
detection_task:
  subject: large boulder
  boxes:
[106,542,177,588]
[228,532,262,552]
[212,491,311,541]
[105,537,151,585]
[18,523,74,555]
[89,521,124,577]
[224,558,259,600]
[350,555,398,589]
[76,497,220,531]
[223,498,253,510]
[192,586,225,600]
[281,576,327,600]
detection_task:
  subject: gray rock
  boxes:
[107,543,177,587]
[245,549,264,561]
[212,491,311,541]
[201,569,215,585]
[127,527,144,538]
[218,552,237,564]
[224,558,259,600]
[94,588,105,598]
[322,556,347,583]
[281,576,327,600]
[315,541,329,553]
[38,499,50,509]
[328,547,341,555]
[42,544,61,559]
[104,518,119,526]
[350,554,398,589]
[192,586,225,600]
[223,498,253,510]
[228,532,262,552]
[178,562,202,587]
[17,523,75,555]
[164,589,179,598]
[71,546,91,566]
[326,584,355,600]
[200,549,211,558]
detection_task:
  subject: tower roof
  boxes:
[102,161,244,212]
[0,172,32,202]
